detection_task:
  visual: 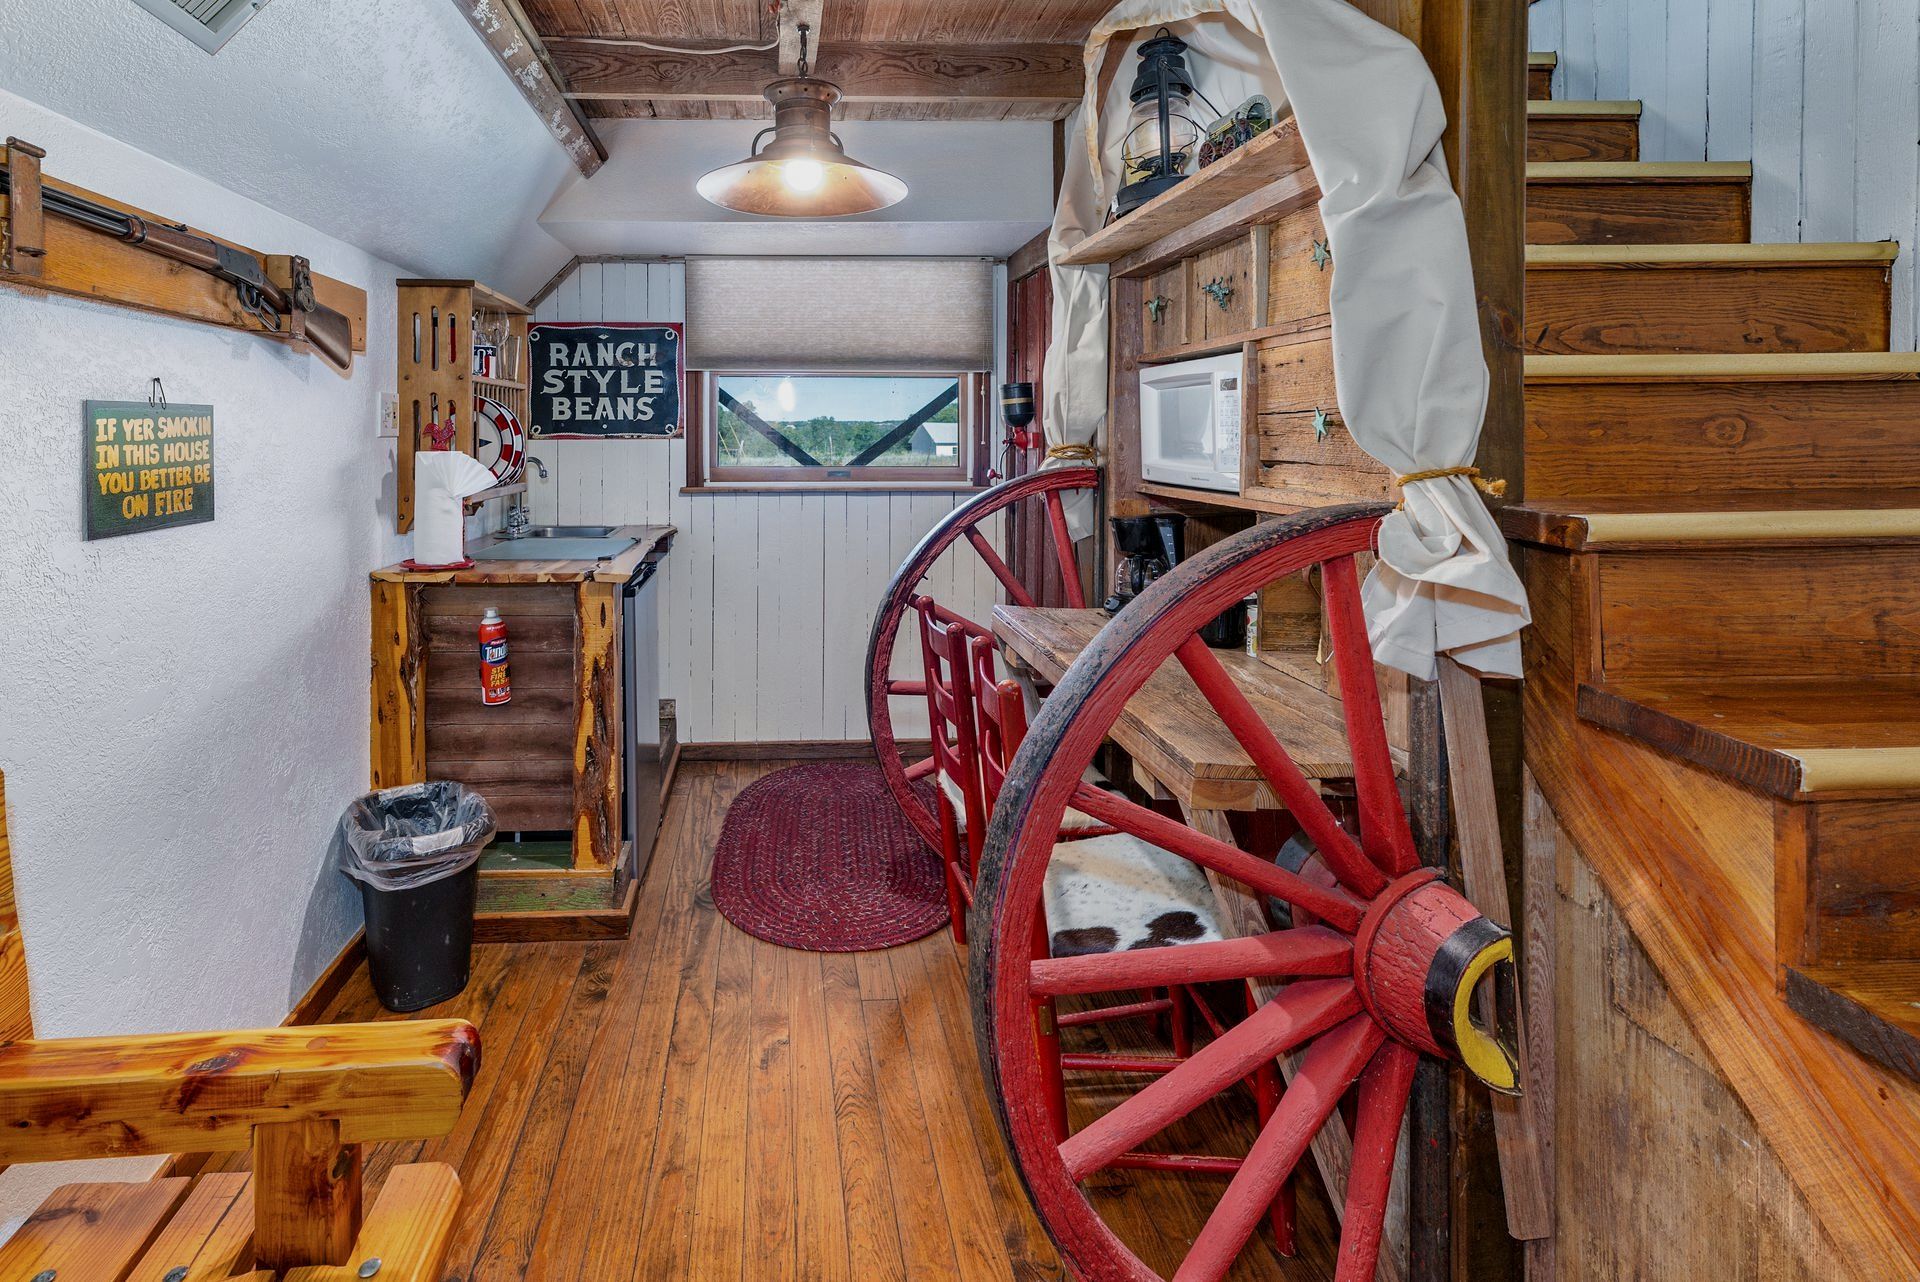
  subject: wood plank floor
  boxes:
[239,760,1341,1280]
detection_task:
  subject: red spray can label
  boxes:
[479,606,511,705]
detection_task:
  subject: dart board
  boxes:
[475,394,527,483]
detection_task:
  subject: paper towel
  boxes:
[414,451,499,567]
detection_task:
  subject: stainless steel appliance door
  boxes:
[623,555,665,881]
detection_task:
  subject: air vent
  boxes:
[127,0,272,53]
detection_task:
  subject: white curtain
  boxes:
[1048,0,1530,679]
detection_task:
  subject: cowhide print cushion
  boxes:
[1042,832,1225,958]
[938,765,1112,833]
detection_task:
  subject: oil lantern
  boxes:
[1116,29,1205,216]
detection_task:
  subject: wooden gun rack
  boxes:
[0,137,368,360]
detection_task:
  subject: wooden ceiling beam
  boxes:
[452,0,608,177]
[553,40,1083,110]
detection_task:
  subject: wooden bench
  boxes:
[0,770,480,1280]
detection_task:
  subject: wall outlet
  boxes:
[379,392,399,439]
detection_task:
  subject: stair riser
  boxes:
[1526,263,1892,354]
[1526,377,1920,498]
[1528,117,1640,162]
[1590,545,1920,683]
[1779,797,1920,969]
[1529,65,1554,100]
[1528,180,1750,245]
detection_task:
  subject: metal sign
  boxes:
[529,321,683,438]
[83,400,214,539]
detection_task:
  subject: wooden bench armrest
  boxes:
[0,1019,478,1163]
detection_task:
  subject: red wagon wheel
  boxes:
[866,465,1100,853]
[968,503,1521,1282]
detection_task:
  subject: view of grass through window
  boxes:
[714,374,963,470]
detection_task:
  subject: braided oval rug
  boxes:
[710,762,948,951]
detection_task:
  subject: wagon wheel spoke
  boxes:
[1175,1014,1385,1282]
[1068,783,1366,933]
[964,525,1038,608]
[1059,980,1362,1181]
[902,754,937,782]
[1029,926,1352,998]
[886,678,926,698]
[1321,555,1419,876]
[1173,635,1387,898]
[1333,1041,1418,1282]
[1043,488,1087,608]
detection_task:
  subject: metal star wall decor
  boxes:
[1313,406,1333,440]
[1311,238,1333,271]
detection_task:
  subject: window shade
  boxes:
[685,257,996,372]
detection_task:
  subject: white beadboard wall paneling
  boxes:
[525,258,1001,744]
[1529,0,1918,349]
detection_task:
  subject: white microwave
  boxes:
[1139,352,1244,493]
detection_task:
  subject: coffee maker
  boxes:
[1105,513,1186,613]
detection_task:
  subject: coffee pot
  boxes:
[1105,513,1186,613]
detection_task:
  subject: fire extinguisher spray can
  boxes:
[479,606,511,705]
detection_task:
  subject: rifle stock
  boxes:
[303,305,354,373]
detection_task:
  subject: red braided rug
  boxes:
[710,762,948,951]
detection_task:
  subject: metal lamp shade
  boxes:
[697,77,909,218]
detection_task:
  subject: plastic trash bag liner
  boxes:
[337,782,496,892]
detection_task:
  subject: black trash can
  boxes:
[336,782,496,1012]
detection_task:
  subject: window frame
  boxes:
[688,369,992,491]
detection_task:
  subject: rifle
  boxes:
[0,163,354,373]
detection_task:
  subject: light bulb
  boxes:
[776,378,798,413]
[782,158,826,192]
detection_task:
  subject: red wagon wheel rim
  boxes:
[865,465,1099,853]
[967,504,1519,1282]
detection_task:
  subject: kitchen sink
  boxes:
[502,525,619,539]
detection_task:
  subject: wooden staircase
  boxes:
[1513,58,1920,1279]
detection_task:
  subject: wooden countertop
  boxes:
[371,524,676,586]
[992,606,1400,812]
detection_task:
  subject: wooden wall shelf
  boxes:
[1138,480,1302,515]
[1059,121,1314,268]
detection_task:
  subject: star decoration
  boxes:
[1311,238,1332,271]
[1313,407,1333,441]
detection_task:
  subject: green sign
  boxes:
[83,401,215,540]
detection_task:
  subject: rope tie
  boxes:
[1394,465,1507,499]
[1045,443,1097,463]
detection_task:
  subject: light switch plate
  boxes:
[379,392,399,438]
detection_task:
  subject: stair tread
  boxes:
[1526,350,1920,380]
[1580,676,1920,796]
[1786,962,1920,1084]
[1528,99,1641,117]
[1528,160,1751,182]
[1502,491,1920,548]
[1526,241,1898,267]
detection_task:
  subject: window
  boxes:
[699,371,987,487]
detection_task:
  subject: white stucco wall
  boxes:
[0,88,408,1222]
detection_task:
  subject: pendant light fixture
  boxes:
[696,25,909,218]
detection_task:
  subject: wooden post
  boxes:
[252,1119,363,1272]
[572,580,622,870]
[1413,1,1529,1278]
[369,580,426,789]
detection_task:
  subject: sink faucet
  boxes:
[502,456,548,539]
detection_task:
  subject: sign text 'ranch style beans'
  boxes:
[529,321,684,439]
[83,401,215,540]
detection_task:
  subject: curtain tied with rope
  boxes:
[1045,0,1530,679]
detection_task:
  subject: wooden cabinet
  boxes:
[1189,237,1262,342]
[1141,261,1189,355]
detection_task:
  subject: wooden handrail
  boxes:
[0,1019,478,1163]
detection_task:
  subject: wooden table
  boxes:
[991,605,1412,1282]
[991,606,1404,813]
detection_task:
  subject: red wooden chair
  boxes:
[912,594,988,943]
[964,631,1298,1256]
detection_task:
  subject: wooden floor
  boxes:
[248,760,1340,1280]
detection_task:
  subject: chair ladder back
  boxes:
[967,633,1028,817]
[911,596,993,867]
